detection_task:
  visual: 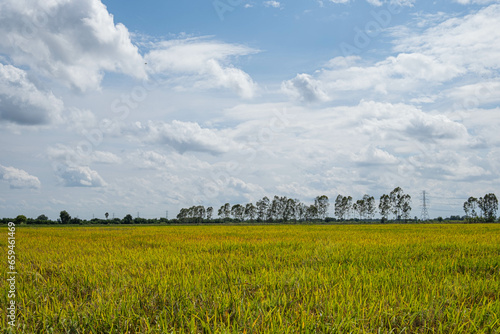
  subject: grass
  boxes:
[1,224,499,333]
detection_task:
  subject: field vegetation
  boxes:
[1,224,499,333]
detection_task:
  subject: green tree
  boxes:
[379,194,391,220]
[36,214,48,221]
[218,203,231,219]
[123,214,133,224]
[353,199,364,219]
[105,212,109,220]
[296,202,307,221]
[244,203,257,221]
[334,195,352,221]
[389,187,404,220]
[206,207,214,220]
[401,194,412,222]
[14,215,27,225]
[256,197,270,221]
[478,193,498,222]
[60,210,71,224]
[463,197,478,219]
[231,204,245,221]
[315,195,330,220]
[305,205,318,221]
[363,195,376,219]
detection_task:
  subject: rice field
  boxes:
[1,224,500,333]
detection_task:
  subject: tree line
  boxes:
[2,189,497,225]
[176,187,413,223]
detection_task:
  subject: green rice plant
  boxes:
[0,224,499,333]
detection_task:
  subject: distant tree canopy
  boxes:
[4,190,498,225]
[334,188,412,222]
[60,210,71,224]
[464,193,498,222]
[175,195,330,223]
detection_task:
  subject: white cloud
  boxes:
[283,53,463,102]
[281,74,330,103]
[0,164,41,189]
[351,146,400,166]
[393,4,500,74]
[446,81,500,108]
[283,5,500,103]
[0,63,63,125]
[132,120,236,155]
[47,144,122,166]
[54,164,106,187]
[145,38,258,98]
[408,151,490,182]
[355,101,470,144]
[0,0,146,91]
[263,1,283,8]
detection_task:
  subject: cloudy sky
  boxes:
[1,0,499,220]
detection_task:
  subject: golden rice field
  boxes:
[1,224,500,333]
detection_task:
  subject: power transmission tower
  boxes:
[421,191,429,221]
[166,210,169,220]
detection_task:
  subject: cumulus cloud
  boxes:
[282,5,500,103]
[408,151,490,182]
[0,64,63,125]
[132,120,236,155]
[0,164,41,189]
[54,164,106,187]
[356,101,470,144]
[47,144,122,166]
[0,0,146,91]
[352,146,400,166]
[145,38,258,98]
[393,4,500,74]
[281,74,330,103]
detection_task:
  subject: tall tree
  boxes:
[379,194,391,220]
[353,199,365,219]
[305,205,318,221]
[315,195,330,220]
[401,194,412,221]
[296,202,307,221]
[256,196,270,221]
[105,212,109,220]
[244,203,257,221]
[478,193,498,221]
[231,204,245,221]
[270,196,286,221]
[195,206,206,219]
[206,207,214,220]
[463,197,478,219]
[218,203,231,219]
[283,198,297,222]
[334,195,352,221]
[363,195,376,219]
[60,210,71,224]
[389,187,404,220]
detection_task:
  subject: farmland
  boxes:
[1,224,500,333]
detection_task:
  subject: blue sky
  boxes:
[1,0,499,220]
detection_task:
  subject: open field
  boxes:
[1,224,500,333]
